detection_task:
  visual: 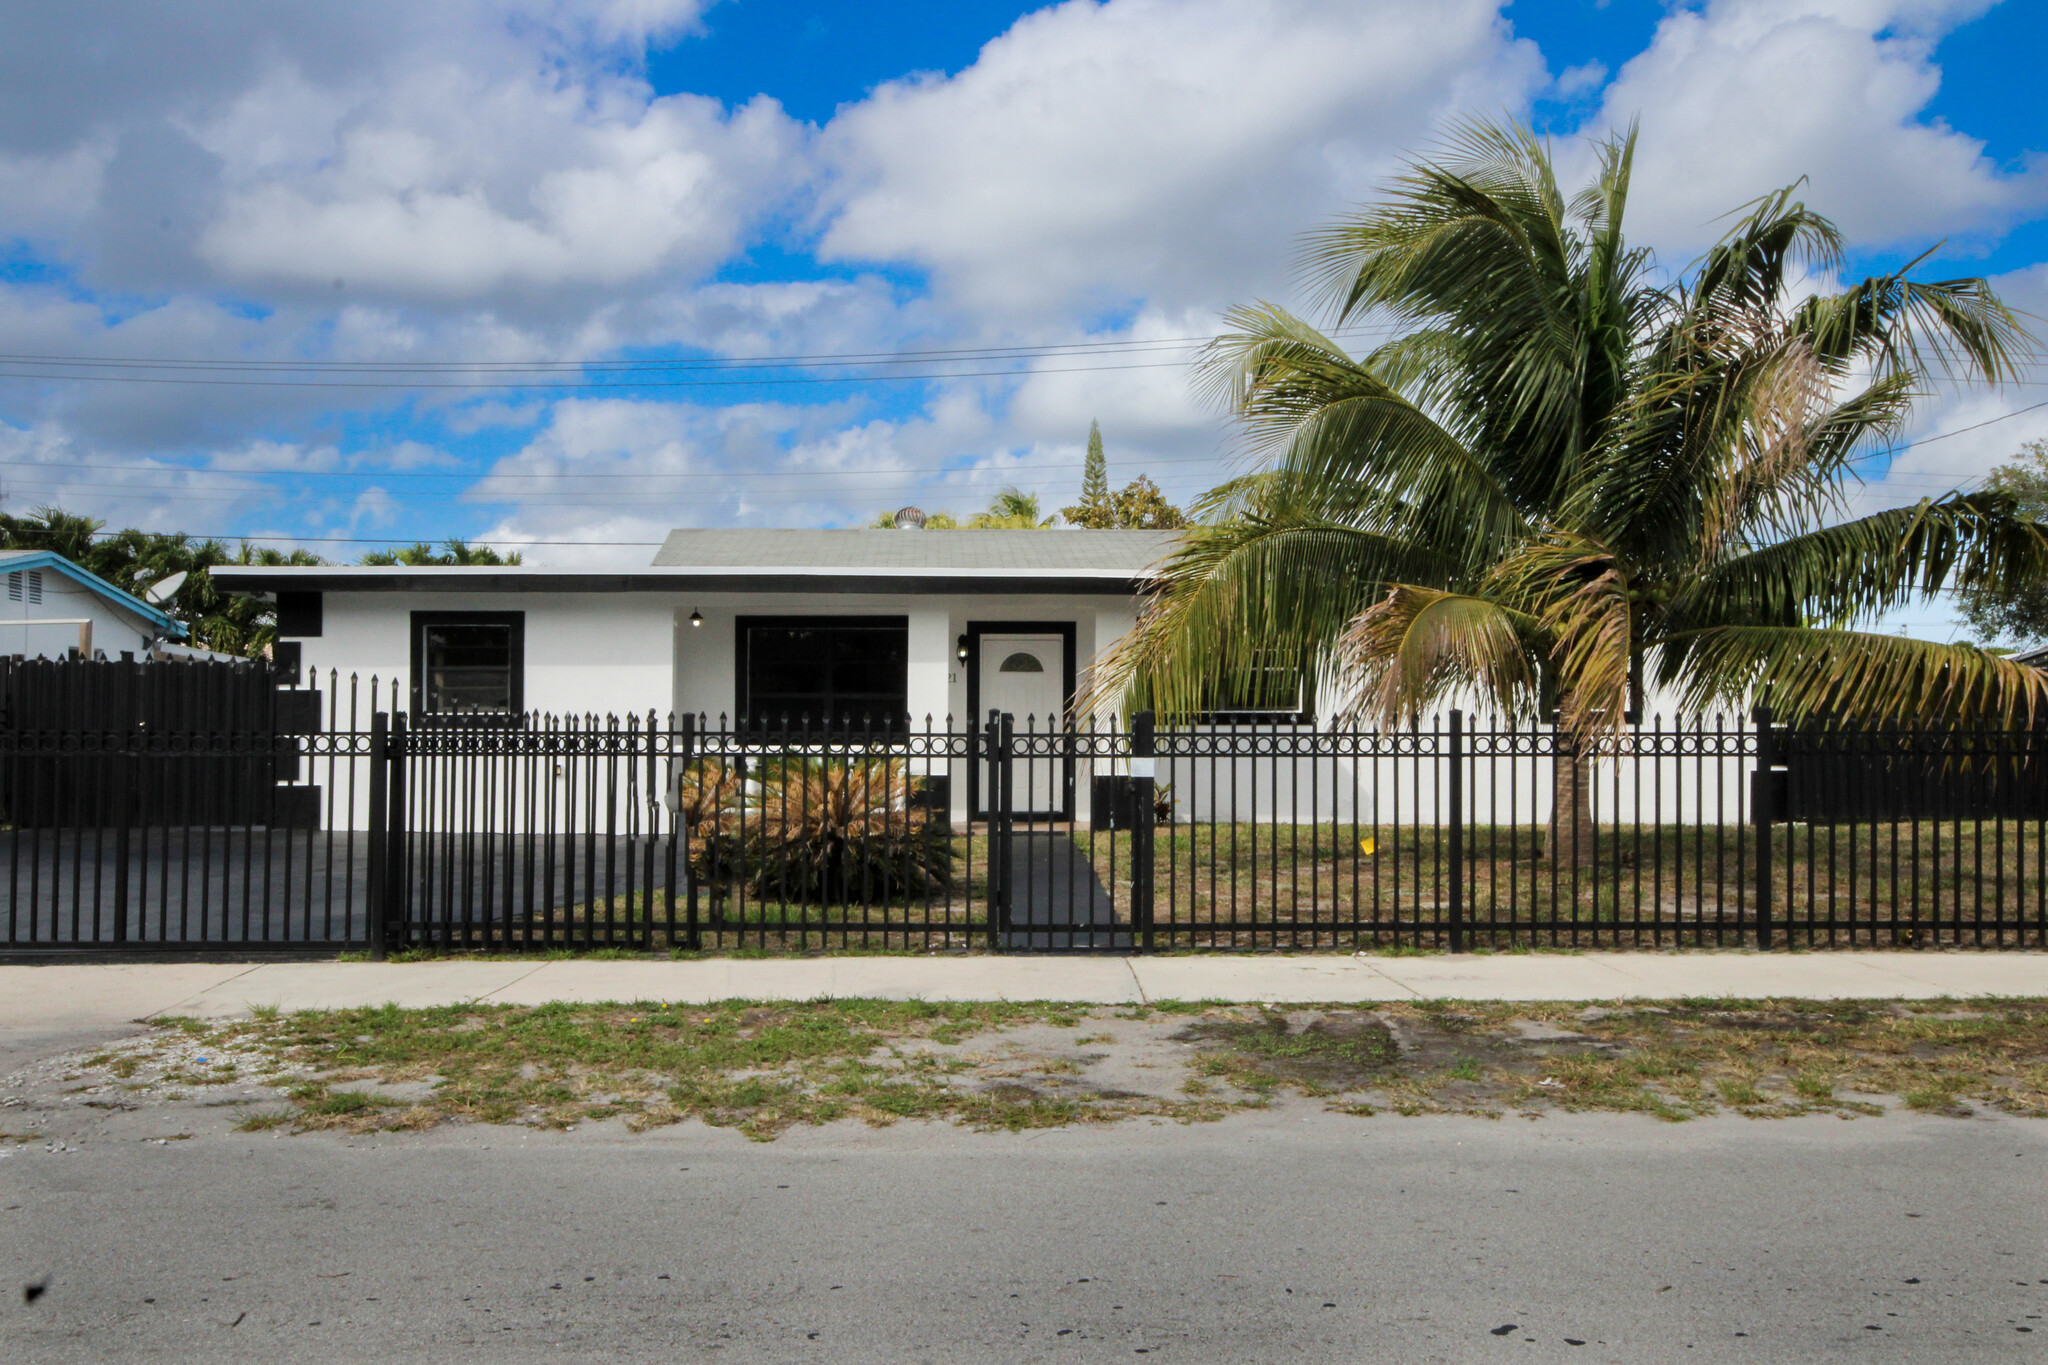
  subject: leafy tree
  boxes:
[1096,120,2040,850]
[0,506,324,656]
[1063,420,1115,527]
[358,539,523,566]
[1957,439,2048,647]
[1108,474,1188,529]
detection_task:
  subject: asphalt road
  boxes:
[4,1097,2046,1363]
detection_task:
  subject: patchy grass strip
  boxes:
[143,998,1232,1140]
[63,996,2048,1141]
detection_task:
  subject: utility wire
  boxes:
[0,359,1196,390]
[0,323,1409,374]
[2,398,2038,502]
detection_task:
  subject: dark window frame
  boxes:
[1195,655,1316,726]
[276,591,323,638]
[734,614,911,735]
[410,610,525,725]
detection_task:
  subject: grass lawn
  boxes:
[50,996,2048,1141]
[399,818,2048,954]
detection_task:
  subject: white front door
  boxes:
[979,633,1065,815]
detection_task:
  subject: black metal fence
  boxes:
[3,660,2045,954]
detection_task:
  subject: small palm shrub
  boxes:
[673,757,954,903]
[670,760,748,883]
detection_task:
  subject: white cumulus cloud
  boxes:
[1582,0,2046,255]
[817,0,1544,318]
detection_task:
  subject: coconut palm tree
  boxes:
[969,487,1058,528]
[358,539,523,566]
[1094,120,2044,851]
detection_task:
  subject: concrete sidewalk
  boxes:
[2,952,2045,1035]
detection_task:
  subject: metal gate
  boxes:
[0,660,380,952]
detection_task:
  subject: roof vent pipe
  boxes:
[892,506,927,530]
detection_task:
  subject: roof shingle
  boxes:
[650,528,1182,571]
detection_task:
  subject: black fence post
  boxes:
[678,711,699,952]
[987,710,1012,951]
[386,711,409,955]
[1752,705,1776,950]
[1447,708,1465,954]
[1132,709,1156,952]
[112,661,136,945]
[367,711,389,960]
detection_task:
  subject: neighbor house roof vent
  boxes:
[892,506,927,530]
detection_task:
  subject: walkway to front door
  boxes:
[999,831,1129,950]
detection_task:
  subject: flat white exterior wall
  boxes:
[672,591,1134,726]
[678,591,1136,828]
[0,572,158,659]
[293,588,1141,829]
[288,591,1756,832]
[300,592,680,718]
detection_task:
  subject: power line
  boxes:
[0,323,1410,374]
[0,396,2036,501]
[88,531,668,548]
[1,394,2038,490]
[0,448,1241,482]
[0,480,1222,509]
[0,358,1197,391]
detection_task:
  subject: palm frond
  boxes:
[1670,492,2048,631]
[1195,304,1527,551]
[1338,586,1541,724]
[1086,522,1458,720]
[1667,625,2048,725]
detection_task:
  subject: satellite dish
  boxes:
[144,571,188,606]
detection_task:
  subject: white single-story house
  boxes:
[212,526,1743,830]
[216,527,1191,728]
[214,526,1256,824]
[0,549,187,659]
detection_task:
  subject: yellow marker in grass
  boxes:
[1359,837,1377,856]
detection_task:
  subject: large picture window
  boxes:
[411,612,524,720]
[737,617,908,732]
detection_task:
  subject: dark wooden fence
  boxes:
[0,656,323,828]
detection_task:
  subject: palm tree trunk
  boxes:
[1549,734,1597,866]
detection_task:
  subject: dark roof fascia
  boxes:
[211,568,1148,596]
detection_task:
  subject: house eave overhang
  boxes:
[210,565,1153,597]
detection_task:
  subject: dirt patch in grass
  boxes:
[25,996,2048,1143]
[84,999,1240,1141]
[1174,1011,1402,1094]
[1160,997,2048,1122]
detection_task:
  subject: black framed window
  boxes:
[1198,655,1314,725]
[411,611,524,721]
[737,616,907,732]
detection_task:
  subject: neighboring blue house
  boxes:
[0,549,187,660]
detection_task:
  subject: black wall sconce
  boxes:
[956,634,970,662]
[689,608,703,628]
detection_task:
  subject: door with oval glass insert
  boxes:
[978,633,1064,815]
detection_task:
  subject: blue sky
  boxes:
[0,0,2044,640]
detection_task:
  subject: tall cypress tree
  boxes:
[1082,420,1108,503]
[1062,419,1116,527]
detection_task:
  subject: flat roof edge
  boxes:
[211,568,1149,596]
